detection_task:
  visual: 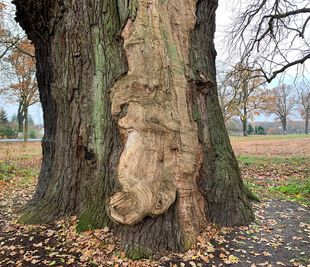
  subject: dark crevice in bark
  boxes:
[189,0,254,227]
[13,0,57,208]
[13,0,126,228]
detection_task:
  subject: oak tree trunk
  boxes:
[13,0,254,256]
[305,113,309,135]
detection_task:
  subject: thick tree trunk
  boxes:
[14,0,254,256]
[189,0,253,227]
[281,117,287,135]
[17,102,23,134]
[24,106,28,142]
[305,113,309,134]
[14,0,126,230]
[242,118,248,136]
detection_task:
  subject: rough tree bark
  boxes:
[17,101,24,134]
[281,117,287,135]
[13,0,254,256]
[242,117,248,137]
[24,106,28,142]
[305,111,309,135]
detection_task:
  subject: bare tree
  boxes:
[217,61,241,121]
[225,63,266,136]
[263,84,296,134]
[296,80,310,134]
[229,0,310,82]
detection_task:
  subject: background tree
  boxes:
[0,1,10,59]
[0,1,33,61]
[225,118,242,134]
[0,107,8,124]
[13,0,254,256]
[229,0,310,82]
[247,123,254,135]
[0,39,38,141]
[296,80,310,134]
[0,107,15,138]
[225,63,265,136]
[263,84,296,134]
[217,61,241,122]
[256,125,266,135]
[27,114,34,127]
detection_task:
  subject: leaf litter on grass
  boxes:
[1,142,310,266]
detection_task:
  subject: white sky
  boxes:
[0,1,43,125]
[216,0,310,78]
[215,0,306,121]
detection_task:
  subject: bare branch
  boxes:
[228,0,310,82]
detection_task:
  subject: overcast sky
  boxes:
[215,0,306,121]
[217,0,309,80]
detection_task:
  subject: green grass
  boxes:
[269,178,310,205]
[237,155,309,166]
[0,161,16,181]
[237,154,310,206]
[0,161,38,185]
[271,179,310,195]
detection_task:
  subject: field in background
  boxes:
[229,135,310,206]
[0,141,41,161]
[1,135,309,206]
[1,134,309,160]
[0,142,41,179]
[230,134,310,156]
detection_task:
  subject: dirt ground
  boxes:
[1,135,310,158]
[0,142,41,165]
[0,136,309,266]
[230,135,310,156]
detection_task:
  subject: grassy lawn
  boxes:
[0,142,42,161]
[237,155,309,165]
[238,155,310,206]
[0,160,39,187]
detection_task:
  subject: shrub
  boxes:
[257,126,266,135]
[247,124,254,135]
[29,129,37,139]
[0,126,17,139]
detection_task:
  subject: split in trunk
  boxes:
[13,0,254,256]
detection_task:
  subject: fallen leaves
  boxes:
[1,143,310,266]
[224,255,240,264]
